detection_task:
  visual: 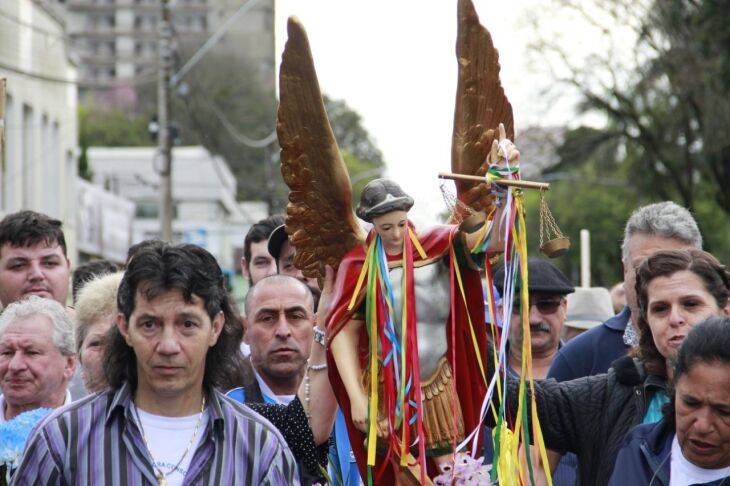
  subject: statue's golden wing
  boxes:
[277,17,366,281]
[451,0,514,221]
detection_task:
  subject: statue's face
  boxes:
[372,210,408,255]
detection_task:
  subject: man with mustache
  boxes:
[492,258,577,484]
[495,258,575,380]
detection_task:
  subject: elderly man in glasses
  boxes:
[495,258,575,379]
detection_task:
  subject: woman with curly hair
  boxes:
[506,248,730,486]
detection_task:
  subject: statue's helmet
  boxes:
[356,178,414,223]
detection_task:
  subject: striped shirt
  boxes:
[10,382,299,486]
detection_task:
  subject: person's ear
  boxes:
[721,298,730,317]
[63,354,77,381]
[240,257,250,280]
[242,315,250,344]
[209,311,225,347]
[116,313,131,345]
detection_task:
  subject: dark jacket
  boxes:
[548,306,631,382]
[495,355,666,486]
[608,418,730,486]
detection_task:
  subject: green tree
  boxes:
[520,127,637,287]
[79,48,385,212]
[77,105,153,181]
[525,0,730,263]
[325,96,385,205]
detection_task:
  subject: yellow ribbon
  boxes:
[366,246,380,467]
[408,228,427,260]
[349,239,375,311]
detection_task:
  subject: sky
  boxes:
[272,0,573,223]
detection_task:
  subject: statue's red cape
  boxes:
[325,223,488,482]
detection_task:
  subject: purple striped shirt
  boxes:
[10,383,299,485]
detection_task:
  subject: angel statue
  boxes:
[276,0,520,483]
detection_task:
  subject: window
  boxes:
[22,104,34,207]
[2,94,14,210]
[43,120,61,215]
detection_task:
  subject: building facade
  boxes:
[54,0,274,102]
[0,0,80,261]
[86,145,254,273]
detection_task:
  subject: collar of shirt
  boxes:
[622,318,639,347]
[253,369,295,405]
[0,389,73,423]
[105,382,226,440]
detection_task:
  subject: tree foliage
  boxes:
[524,0,730,269]
[78,52,384,212]
[77,105,153,181]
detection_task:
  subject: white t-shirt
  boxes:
[135,406,209,486]
[670,434,730,485]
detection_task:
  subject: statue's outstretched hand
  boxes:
[488,122,520,168]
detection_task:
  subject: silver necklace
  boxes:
[132,396,206,486]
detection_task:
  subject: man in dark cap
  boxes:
[493,258,578,485]
[268,225,321,310]
[495,257,575,379]
[240,215,284,287]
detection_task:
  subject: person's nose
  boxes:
[668,305,686,328]
[27,261,45,282]
[156,325,181,355]
[274,314,292,340]
[691,408,714,436]
[393,226,404,242]
[528,303,543,323]
[7,351,28,372]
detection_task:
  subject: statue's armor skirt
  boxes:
[364,357,465,456]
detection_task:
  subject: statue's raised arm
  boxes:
[450,0,514,223]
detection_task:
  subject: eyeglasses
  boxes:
[511,298,563,315]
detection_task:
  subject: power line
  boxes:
[170,0,264,87]
[210,103,276,148]
[0,8,68,42]
[0,61,76,85]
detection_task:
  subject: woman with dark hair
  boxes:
[520,248,730,485]
[608,316,730,484]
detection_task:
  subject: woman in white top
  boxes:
[608,315,730,485]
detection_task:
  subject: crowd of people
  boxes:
[1,198,729,485]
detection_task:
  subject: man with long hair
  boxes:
[12,243,298,485]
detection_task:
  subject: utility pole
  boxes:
[158,0,174,241]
